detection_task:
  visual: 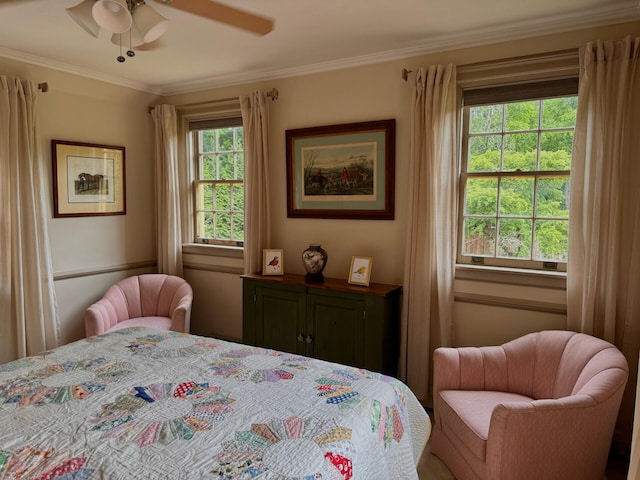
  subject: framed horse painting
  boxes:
[52,140,126,217]
[285,119,395,220]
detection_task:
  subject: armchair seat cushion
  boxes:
[439,390,533,460]
[106,316,173,333]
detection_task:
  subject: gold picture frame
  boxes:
[263,249,284,275]
[52,140,126,217]
[348,256,373,286]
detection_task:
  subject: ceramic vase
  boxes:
[302,244,328,282]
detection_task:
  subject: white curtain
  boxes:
[151,104,183,276]
[240,91,271,275]
[568,36,640,444]
[400,65,458,403]
[0,76,58,362]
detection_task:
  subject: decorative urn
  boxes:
[302,244,328,282]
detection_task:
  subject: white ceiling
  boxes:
[1,0,639,95]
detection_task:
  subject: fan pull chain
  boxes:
[127,28,135,58]
[117,34,125,63]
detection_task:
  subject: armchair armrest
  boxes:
[84,297,119,337]
[486,395,616,479]
[169,293,193,333]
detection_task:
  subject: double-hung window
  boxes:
[458,79,578,271]
[190,117,244,247]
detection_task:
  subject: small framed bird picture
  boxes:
[348,256,373,286]
[263,249,284,275]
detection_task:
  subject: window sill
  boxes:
[455,264,566,290]
[182,243,244,259]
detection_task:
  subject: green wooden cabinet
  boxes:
[242,273,401,375]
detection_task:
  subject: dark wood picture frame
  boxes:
[286,119,395,219]
[52,140,126,218]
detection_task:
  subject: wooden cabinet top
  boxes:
[241,273,402,297]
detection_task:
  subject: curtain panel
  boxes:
[568,36,640,444]
[151,104,183,276]
[400,65,458,403]
[0,76,59,363]
[240,91,271,275]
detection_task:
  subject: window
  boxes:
[458,79,578,271]
[191,117,244,246]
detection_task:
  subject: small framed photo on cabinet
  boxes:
[349,256,373,286]
[263,249,284,275]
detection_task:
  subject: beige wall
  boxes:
[173,21,640,345]
[2,21,639,353]
[0,57,159,348]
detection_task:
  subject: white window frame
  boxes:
[190,116,245,247]
[457,78,578,272]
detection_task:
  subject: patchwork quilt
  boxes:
[0,327,430,479]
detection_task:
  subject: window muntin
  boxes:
[459,88,577,271]
[193,124,244,246]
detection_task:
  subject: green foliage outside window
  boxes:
[195,126,244,245]
[462,96,576,265]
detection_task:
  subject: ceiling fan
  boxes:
[66,0,274,62]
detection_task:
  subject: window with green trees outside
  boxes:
[193,123,244,246]
[459,80,577,271]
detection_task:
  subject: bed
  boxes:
[0,327,430,479]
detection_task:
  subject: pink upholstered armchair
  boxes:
[431,330,628,480]
[84,274,193,337]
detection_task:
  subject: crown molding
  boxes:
[2,1,639,96]
[0,46,164,95]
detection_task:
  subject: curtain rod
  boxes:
[38,82,48,93]
[149,88,279,114]
[401,48,579,81]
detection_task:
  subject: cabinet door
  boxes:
[255,286,306,355]
[306,293,364,368]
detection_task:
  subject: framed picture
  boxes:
[263,249,284,275]
[348,256,373,286]
[286,119,395,219]
[52,140,126,218]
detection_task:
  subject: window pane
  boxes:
[236,128,244,150]
[468,136,501,172]
[236,153,244,180]
[465,177,498,215]
[497,218,532,258]
[215,184,230,210]
[232,184,244,211]
[536,176,569,218]
[469,105,502,133]
[542,97,577,128]
[201,155,216,180]
[215,213,231,240]
[218,153,235,180]
[218,128,234,151]
[503,133,537,171]
[463,218,496,256]
[198,184,213,210]
[499,177,534,216]
[540,131,573,170]
[505,101,539,131]
[201,130,216,152]
[535,219,568,261]
[232,214,244,242]
[198,212,214,239]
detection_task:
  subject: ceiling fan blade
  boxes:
[155,0,274,36]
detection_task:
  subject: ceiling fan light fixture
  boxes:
[92,0,133,34]
[66,0,100,38]
[110,22,145,48]
[133,4,169,44]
